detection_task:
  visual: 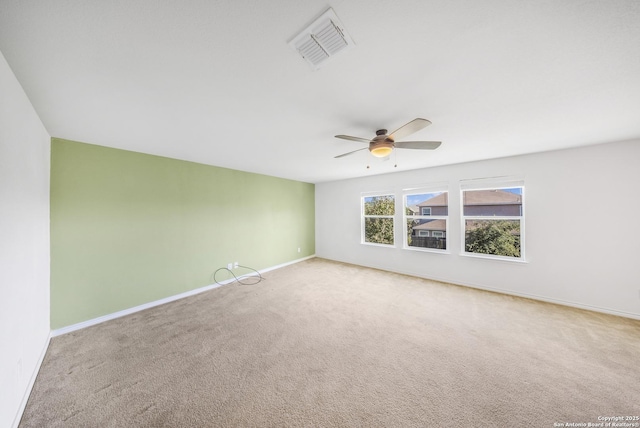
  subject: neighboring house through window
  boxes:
[404,188,448,252]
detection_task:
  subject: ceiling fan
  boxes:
[334,118,441,158]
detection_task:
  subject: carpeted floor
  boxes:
[20,258,640,427]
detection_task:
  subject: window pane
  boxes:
[465,219,520,257]
[407,219,447,250]
[364,195,395,216]
[364,217,394,245]
[406,192,448,216]
[463,188,522,216]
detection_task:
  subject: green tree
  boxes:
[364,196,394,245]
[405,207,419,246]
[465,220,520,257]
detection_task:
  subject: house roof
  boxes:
[417,193,448,207]
[413,219,446,231]
[463,189,522,205]
[1,1,639,183]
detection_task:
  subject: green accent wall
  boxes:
[50,138,315,329]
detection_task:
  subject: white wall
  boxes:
[316,140,640,319]
[0,51,51,427]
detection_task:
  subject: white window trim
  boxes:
[421,207,432,216]
[403,188,449,254]
[361,194,395,247]
[460,185,525,261]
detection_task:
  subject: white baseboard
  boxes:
[432,275,640,321]
[51,283,227,337]
[12,331,51,428]
[260,254,315,273]
[51,255,316,337]
[319,256,640,321]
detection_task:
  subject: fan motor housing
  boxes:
[369,133,395,157]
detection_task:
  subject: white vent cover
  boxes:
[289,8,355,70]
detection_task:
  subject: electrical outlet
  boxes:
[234,262,238,269]
[227,263,232,270]
[297,247,301,253]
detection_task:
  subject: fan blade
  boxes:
[394,141,442,150]
[334,147,368,158]
[389,118,431,141]
[335,135,370,143]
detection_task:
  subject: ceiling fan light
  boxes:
[370,145,394,158]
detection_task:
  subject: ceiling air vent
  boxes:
[289,8,355,70]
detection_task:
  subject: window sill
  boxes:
[459,252,528,264]
[361,242,395,248]
[403,246,450,255]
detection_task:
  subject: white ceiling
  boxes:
[1,0,639,183]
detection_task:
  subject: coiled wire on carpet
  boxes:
[212,265,264,286]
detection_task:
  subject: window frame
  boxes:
[403,187,449,253]
[361,193,396,247]
[460,184,525,262]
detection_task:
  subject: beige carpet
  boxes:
[21,258,640,427]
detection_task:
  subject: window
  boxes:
[404,190,448,251]
[362,194,395,246]
[462,186,524,260]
